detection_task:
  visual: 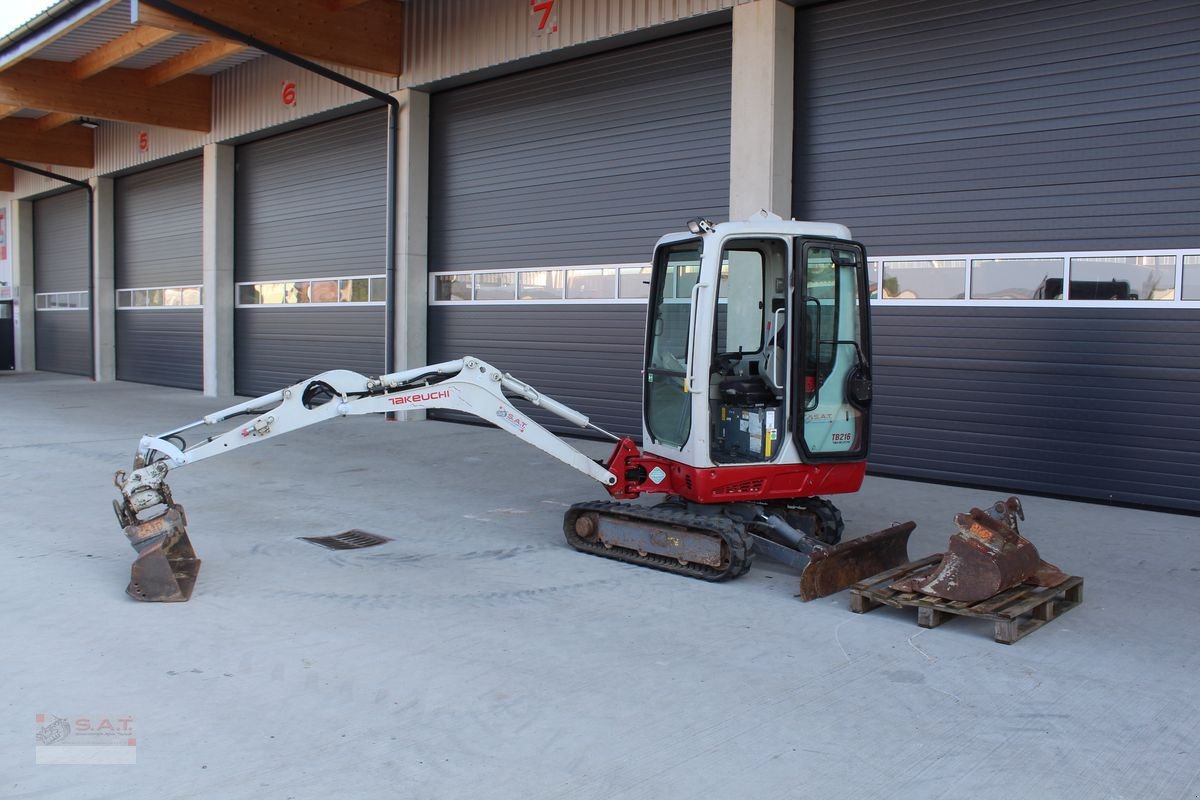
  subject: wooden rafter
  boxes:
[0,163,13,193]
[0,118,94,168]
[142,39,245,86]
[34,112,80,132]
[132,0,403,76]
[0,59,210,131]
[70,25,177,80]
[0,105,20,121]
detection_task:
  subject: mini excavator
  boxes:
[115,213,922,602]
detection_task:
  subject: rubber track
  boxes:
[563,500,754,582]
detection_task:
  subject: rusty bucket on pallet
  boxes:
[894,497,1066,604]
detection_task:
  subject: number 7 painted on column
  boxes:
[532,0,555,31]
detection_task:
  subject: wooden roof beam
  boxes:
[0,163,13,193]
[0,105,20,121]
[142,38,245,86]
[0,59,210,131]
[0,118,94,168]
[132,0,403,76]
[70,25,177,80]
[34,112,79,132]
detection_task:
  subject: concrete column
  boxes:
[390,89,430,420]
[202,143,235,397]
[729,0,794,220]
[91,176,116,381]
[11,199,34,371]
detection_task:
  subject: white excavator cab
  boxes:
[642,216,872,477]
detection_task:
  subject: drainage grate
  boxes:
[301,530,392,550]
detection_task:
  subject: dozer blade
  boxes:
[798,521,915,601]
[121,505,201,602]
[903,506,1040,603]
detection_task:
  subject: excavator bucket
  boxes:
[798,521,916,601]
[118,503,201,602]
[897,498,1041,603]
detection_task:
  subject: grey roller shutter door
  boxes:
[34,190,91,376]
[428,26,732,437]
[115,158,203,389]
[798,0,1200,511]
[234,110,387,396]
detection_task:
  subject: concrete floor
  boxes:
[1,371,1197,800]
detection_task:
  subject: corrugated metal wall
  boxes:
[796,0,1200,253]
[403,0,735,87]
[235,308,384,393]
[429,26,733,269]
[798,0,1200,511]
[115,310,203,389]
[234,110,387,395]
[114,157,203,389]
[431,305,648,437]
[871,307,1200,511]
[428,26,732,436]
[33,189,91,376]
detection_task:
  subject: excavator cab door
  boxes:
[794,241,871,462]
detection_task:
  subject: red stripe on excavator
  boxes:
[603,437,867,502]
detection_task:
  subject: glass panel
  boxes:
[644,242,702,449]
[238,284,260,305]
[261,283,287,304]
[146,288,165,307]
[370,277,386,303]
[163,288,183,306]
[181,287,202,306]
[433,274,472,302]
[517,270,563,300]
[310,280,338,303]
[1068,256,1174,300]
[133,289,149,307]
[284,282,310,303]
[618,266,652,299]
[970,258,1062,300]
[116,291,132,308]
[340,278,370,303]
[881,259,965,299]
[76,292,88,309]
[1184,256,1200,300]
[474,272,516,301]
[710,240,788,466]
[565,268,616,299]
[0,303,9,319]
[867,260,880,299]
[801,244,867,456]
[36,295,47,309]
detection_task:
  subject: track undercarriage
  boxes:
[563,497,915,600]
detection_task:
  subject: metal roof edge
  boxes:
[0,0,114,70]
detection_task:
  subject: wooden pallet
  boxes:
[848,555,1083,644]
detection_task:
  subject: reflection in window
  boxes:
[434,274,471,302]
[236,276,385,306]
[867,260,880,299]
[311,280,339,304]
[971,258,1063,300]
[474,272,516,301]
[1185,256,1200,301]
[518,270,563,300]
[566,268,616,299]
[881,260,965,299]
[35,291,90,310]
[618,266,652,299]
[1066,256,1174,300]
[341,278,371,302]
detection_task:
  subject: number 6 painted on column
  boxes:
[281,81,297,107]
